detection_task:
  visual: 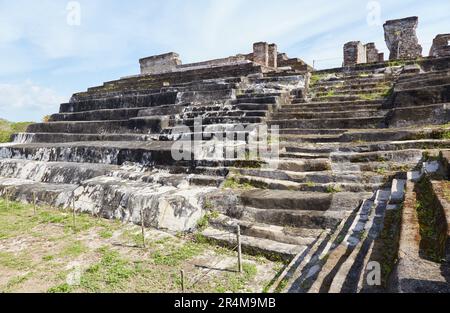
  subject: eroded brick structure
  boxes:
[365,43,380,63]
[343,41,383,66]
[343,41,366,66]
[430,34,450,58]
[139,52,182,75]
[383,16,423,60]
[139,42,295,75]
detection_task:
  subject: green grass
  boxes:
[0,119,33,143]
[60,241,88,257]
[387,60,407,67]
[78,247,138,292]
[326,185,342,194]
[322,90,335,98]
[0,251,33,270]
[309,73,326,86]
[152,241,205,267]
[222,177,254,190]
[214,263,258,293]
[1,198,277,293]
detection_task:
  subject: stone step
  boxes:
[283,139,450,155]
[237,92,283,98]
[27,119,164,134]
[273,109,386,120]
[232,168,388,185]
[338,128,450,143]
[280,200,366,292]
[312,95,384,102]
[179,103,274,113]
[51,107,142,122]
[0,141,179,167]
[181,110,268,119]
[280,152,331,159]
[395,180,450,292]
[313,76,391,87]
[312,82,391,92]
[430,180,450,262]
[11,132,158,144]
[233,175,383,193]
[231,96,278,104]
[327,201,388,293]
[176,89,236,103]
[278,134,343,143]
[306,199,385,293]
[278,103,382,113]
[331,161,416,174]
[0,178,77,206]
[0,159,119,184]
[244,158,332,172]
[238,189,371,212]
[277,129,347,136]
[290,99,382,107]
[175,116,265,126]
[269,116,387,129]
[187,174,224,187]
[201,227,306,262]
[330,149,425,164]
[209,214,323,246]
[60,91,178,113]
[313,87,391,97]
[277,128,449,144]
[242,206,350,230]
[0,174,213,232]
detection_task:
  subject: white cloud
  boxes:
[0,80,67,121]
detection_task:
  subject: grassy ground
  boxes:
[0,198,282,293]
[0,119,33,143]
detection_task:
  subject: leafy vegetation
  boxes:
[414,177,447,262]
[0,119,33,143]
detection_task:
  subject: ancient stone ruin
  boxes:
[0,17,449,293]
[430,34,450,57]
[383,16,423,60]
[343,41,384,66]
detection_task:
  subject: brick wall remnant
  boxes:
[253,42,269,67]
[429,34,450,58]
[365,43,380,63]
[383,16,422,60]
[343,41,367,66]
[268,44,278,68]
[140,52,182,75]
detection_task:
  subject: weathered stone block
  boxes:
[429,34,450,58]
[343,41,366,66]
[253,42,269,67]
[384,16,422,60]
[365,43,379,63]
[139,52,182,75]
[268,44,278,68]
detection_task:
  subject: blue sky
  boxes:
[0,0,449,122]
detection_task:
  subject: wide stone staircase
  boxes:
[0,56,449,292]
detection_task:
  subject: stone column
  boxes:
[383,16,422,60]
[365,43,380,63]
[268,44,278,68]
[378,52,385,63]
[253,42,269,67]
[343,41,367,66]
